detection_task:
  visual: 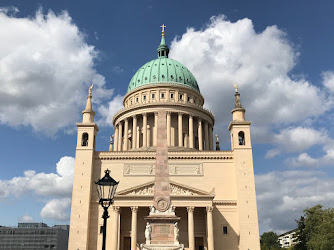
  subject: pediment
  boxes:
[116,181,214,197]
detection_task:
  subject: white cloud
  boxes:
[0,9,113,135]
[18,215,33,222]
[0,156,75,198]
[256,170,334,234]
[97,95,124,126]
[40,198,71,221]
[322,71,334,93]
[265,127,329,158]
[287,153,320,167]
[169,15,331,143]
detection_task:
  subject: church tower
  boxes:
[68,85,99,250]
[228,86,260,249]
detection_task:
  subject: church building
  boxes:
[68,26,260,250]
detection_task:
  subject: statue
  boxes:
[233,83,238,93]
[109,135,114,151]
[88,84,94,96]
[174,222,179,243]
[145,222,151,244]
[215,134,219,142]
[150,205,156,214]
[168,205,174,213]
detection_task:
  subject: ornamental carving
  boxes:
[168,164,203,176]
[124,164,155,176]
[170,183,195,196]
[127,184,154,195]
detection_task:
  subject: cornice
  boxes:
[213,200,237,206]
[124,82,204,102]
[113,103,215,125]
[95,150,233,160]
[228,120,252,130]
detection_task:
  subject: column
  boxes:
[136,126,140,148]
[147,126,150,147]
[123,118,128,151]
[153,112,158,146]
[143,113,147,148]
[131,206,138,250]
[204,121,209,151]
[198,119,203,150]
[207,206,214,250]
[167,112,171,146]
[111,206,120,250]
[118,122,123,151]
[189,115,194,148]
[178,112,183,147]
[208,124,213,151]
[187,206,195,250]
[132,115,137,150]
[114,125,119,152]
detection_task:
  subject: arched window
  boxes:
[82,133,89,146]
[238,131,245,145]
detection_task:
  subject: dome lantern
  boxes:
[157,24,169,58]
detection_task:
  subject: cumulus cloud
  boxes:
[322,71,334,93]
[0,9,113,135]
[0,156,75,198]
[98,95,124,126]
[18,215,33,222]
[256,170,334,234]
[40,198,71,221]
[169,16,331,142]
[265,127,329,158]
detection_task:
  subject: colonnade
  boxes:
[108,206,215,250]
[113,112,214,151]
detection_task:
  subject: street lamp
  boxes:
[95,169,119,250]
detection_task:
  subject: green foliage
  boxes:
[260,231,281,249]
[295,204,334,250]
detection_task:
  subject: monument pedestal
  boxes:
[141,210,184,250]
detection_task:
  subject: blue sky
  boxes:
[0,0,334,234]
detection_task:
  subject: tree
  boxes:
[294,204,334,250]
[260,231,281,249]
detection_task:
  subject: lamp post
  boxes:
[95,169,119,250]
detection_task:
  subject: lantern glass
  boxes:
[95,169,119,208]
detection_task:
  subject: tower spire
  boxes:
[82,84,95,123]
[231,84,245,121]
[157,24,169,58]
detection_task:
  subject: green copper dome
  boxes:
[127,32,200,93]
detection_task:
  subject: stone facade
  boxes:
[68,31,260,250]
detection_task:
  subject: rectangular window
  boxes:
[152,94,155,99]
[161,93,165,98]
[171,93,174,99]
[188,96,190,102]
[179,94,183,100]
[143,95,146,100]
[223,226,228,234]
[136,97,139,103]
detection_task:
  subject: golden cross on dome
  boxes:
[161,24,166,36]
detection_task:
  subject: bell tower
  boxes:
[228,85,260,250]
[69,85,99,250]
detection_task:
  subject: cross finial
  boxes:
[161,24,166,36]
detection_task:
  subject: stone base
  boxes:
[140,244,184,250]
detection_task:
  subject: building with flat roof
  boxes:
[0,223,69,250]
[278,229,297,248]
